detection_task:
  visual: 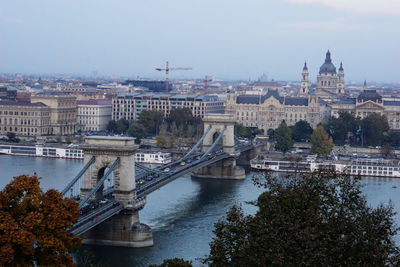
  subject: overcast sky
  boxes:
[1,0,399,82]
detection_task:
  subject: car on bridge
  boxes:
[180,162,186,166]
[146,175,153,181]
[163,168,170,172]
[138,179,145,185]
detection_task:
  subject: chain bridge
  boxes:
[61,114,268,247]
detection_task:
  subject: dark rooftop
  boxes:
[357,90,382,102]
[0,100,47,107]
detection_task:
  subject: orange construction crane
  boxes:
[155,61,192,92]
[203,75,213,93]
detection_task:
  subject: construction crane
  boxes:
[155,61,192,92]
[203,75,213,93]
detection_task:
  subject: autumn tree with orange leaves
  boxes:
[0,174,81,266]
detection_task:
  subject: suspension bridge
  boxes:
[61,114,268,247]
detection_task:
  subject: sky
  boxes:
[0,0,399,82]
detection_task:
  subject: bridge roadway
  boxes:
[70,140,261,235]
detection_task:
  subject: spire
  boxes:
[364,80,367,87]
[325,50,332,63]
[303,61,308,71]
[339,62,343,71]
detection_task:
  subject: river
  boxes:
[1,155,400,266]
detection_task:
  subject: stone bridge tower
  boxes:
[80,136,153,247]
[193,114,245,179]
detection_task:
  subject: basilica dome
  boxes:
[319,50,336,74]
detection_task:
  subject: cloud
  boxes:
[287,0,400,16]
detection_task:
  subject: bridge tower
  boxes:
[193,114,245,179]
[80,136,153,247]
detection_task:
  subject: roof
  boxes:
[252,82,281,87]
[284,98,308,106]
[77,99,112,106]
[319,50,336,74]
[236,90,308,106]
[384,101,400,106]
[357,90,382,102]
[333,98,356,105]
[0,100,48,107]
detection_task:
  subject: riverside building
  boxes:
[112,93,224,121]
[77,99,112,132]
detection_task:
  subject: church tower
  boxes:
[337,62,344,94]
[300,62,309,94]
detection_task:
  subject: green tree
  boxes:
[116,118,129,134]
[274,121,293,153]
[149,258,193,267]
[385,131,400,147]
[234,123,251,138]
[325,112,360,144]
[267,128,275,140]
[0,175,81,266]
[361,113,389,146]
[380,143,394,158]
[106,120,117,133]
[156,135,168,147]
[202,170,400,266]
[138,110,165,136]
[292,120,313,142]
[127,122,146,143]
[311,125,334,156]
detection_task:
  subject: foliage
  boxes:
[274,121,293,153]
[0,175,81,266]
[291,120,313,142]
[116,118,130,134]
[106,120,117,133]
[324,112,360,144]
[149,258,193,267]
[203,170,400,266]
[6,132,19,143]
[65,135,72,144]
[267,128,275,140]
[234,123,251,138]
[361,113,389,146]
[127,122,146,143]
[156,135,168,148]
[385,131,400,147]
[311,125,334,155]
[139,110,165,136]
[381,143,394,158]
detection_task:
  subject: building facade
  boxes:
[0,86,17,100]
[225,90,321,133]
[0,101,50,137]
[112,93,224,121]
[31,94,77,135]
[315,50,345,98]
[330,88,400,130]
[77,99,112,132]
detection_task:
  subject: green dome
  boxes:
[319,50,336,74]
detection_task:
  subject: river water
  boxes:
[1,155,400,266]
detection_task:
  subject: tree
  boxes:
[106,120,117,133]
[0,175,81,266]
[361,113,389,146]
[385,131,400,147]
[311,125,334,156]
[149,258,193,267]
[169,108,196,128]
[325,112,360,144]
[267,128,275,140]
[234,123,251,138]
[274,121,293,153]
[116,118,130,134]
[127,122,146,143]
[156,135,168,148]
[380,143,394,158]
[202,170,400,266]
[292,120,313,142]
[138,110,165,136]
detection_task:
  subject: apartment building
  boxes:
[112,93,224,121]
[77,99,112,132]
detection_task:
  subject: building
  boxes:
[0,101,50,137]
[77,99,112,132]
[0,86,17,100]
[300,62,309,94]
[122,80,168,92]
[315,50,345,98]
[225,90,321,133]
[330,84,400,130]
[112,93,224,121]
[31,93,77,135]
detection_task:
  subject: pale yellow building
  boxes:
[225,90,321,133]
[0,101,50,137]
[31,94,77,135]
